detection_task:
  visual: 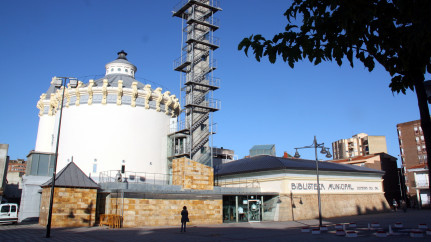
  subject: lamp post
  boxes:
[46,77,78,238]
[294,136,332,227]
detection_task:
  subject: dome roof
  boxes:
[105,50,137,78]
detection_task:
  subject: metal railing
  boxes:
[99,170,172,185]
[173,0,221,14]
[187,33,220,47]
[184,96,221,110]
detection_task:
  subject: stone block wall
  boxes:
[39,187,97,227]
[172,157,213,190]
[278,193,391,221]
[107,197,222,227]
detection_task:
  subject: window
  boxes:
[118,68,121,71]
[11,205,16,212]
[401,148,404,154]
[125,69,128,72]
[398,130,402,136]
[111,68,114,72]
[416,137,420,142]
[421,136,424,141]
[1,205,10,213]
[417,146,421,151]
[414,126,418,131]
[93,164,97,173]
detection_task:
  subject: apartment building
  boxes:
[397,119,429,207]
[332,133,387,160]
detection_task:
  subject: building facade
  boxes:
[8,159,26,173]
[216,155,390,222]
[406,164,430,207]
[332,133,387,160]
[0,144,9,202]
[397,119,429,206]
[330,153,403,204]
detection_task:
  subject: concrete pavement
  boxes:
[1,209,431,241]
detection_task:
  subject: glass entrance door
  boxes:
[247,199,261,222]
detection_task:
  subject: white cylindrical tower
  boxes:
[35,51,180,179]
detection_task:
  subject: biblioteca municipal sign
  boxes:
[289,180,382,194]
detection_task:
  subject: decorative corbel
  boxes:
[144,84,152,109]
[48,93,57,116]
[171,96,180,117]
[36,94,47,116]
[155,88,163,112]
[164,92,172,115]
[75,81,83,106]
[102,79,108,105]
[131,82,138,107]
[117,80,123,105]
[87,79,94,105]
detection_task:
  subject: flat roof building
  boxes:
[332,133,387,160]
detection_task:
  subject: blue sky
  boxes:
[0,0,425,164]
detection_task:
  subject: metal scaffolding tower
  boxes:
[169,0,222,168]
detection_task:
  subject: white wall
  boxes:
[54,103,171,178]
[35,115,56,152]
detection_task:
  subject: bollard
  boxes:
[376,230,387,237]
[418,224,428,229]
[410,230,424,238]
[311,228,321,235]
[348,223,357,228]
[345,231,357,237]
[301,227,310,233]
[394,222,403,228]
[319,225,328,231]
[335,224,343,230]
[336,229,346,236]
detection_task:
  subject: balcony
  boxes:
[415,181,430,189]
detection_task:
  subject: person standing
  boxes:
[180,206,189,232]
[401,200,407,213]
[392,199,398,212]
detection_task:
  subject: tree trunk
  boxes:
[413,76,431,204]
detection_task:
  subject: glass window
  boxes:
[11,205,16,212]
[93,164,97,173]
[417,146,421,151]
[125,69,128,72]
[1,205,10,213]
[416,137,420,142]
[414,126,418,131]
[421,136,424,141]
[118,68,121,71]
[398,130,402,136]
[111,68,114,72]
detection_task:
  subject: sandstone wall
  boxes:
[277,193,391,221]
[39,187,97,227]
[172,157,213,190]
[107,197,222,227]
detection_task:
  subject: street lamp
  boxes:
[46,77,78,238]
[293,136,332,227]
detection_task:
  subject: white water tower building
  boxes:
[34,51,180,179]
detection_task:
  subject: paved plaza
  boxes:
[1,209,431,241]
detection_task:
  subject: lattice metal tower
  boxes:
[169,0,222,167]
